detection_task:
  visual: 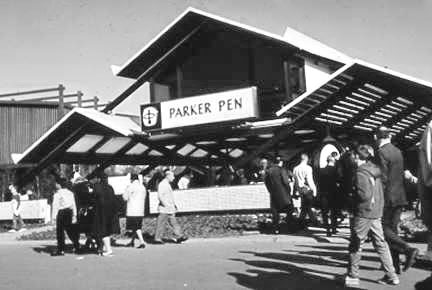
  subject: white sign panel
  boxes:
[148,184,270,214]
[159,87,258,129]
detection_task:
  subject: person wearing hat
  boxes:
[123,173,147,248]
[91,172,119,256]
[375,126,419,273]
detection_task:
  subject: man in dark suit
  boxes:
[264,157,294,234]
[376,126,419,273]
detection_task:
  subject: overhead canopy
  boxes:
[16,58,432,173]
[274,59,432,149]
[112,7,349,80]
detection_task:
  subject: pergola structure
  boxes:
[15,8,432,181]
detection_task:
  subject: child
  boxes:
[345,145,399,287]
[8,184,26,232]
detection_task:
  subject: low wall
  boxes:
[0,199,51,223]
[148,184,270,214]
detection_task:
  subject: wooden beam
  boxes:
[85,140,138,180]
[176,65,182,99]
[393,113,431,145]
[0,86,60,98]
[235,78,363,168]
[248,44,256,86]
[20,93,79,102]
[343,94,397,129]
[19,124,91,184]
[103,23,205,113]
[283,61,292,103]
[58,84,65,117]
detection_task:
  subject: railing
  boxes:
[0,84,106,115]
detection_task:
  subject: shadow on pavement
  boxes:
[283,248,380,265]
[228,252,370,290]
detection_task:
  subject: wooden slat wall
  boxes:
[0,105,64,165]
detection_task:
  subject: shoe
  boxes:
[404,248,419,272]
[378,275,400,285]
[51,251,65,256]
[344,276,360,287]
[137,244,146,249]
[102,251,113,257]
[18,228,26,232]
[8,229,16,233]
[175,236,188,244]
[153,240,164,244]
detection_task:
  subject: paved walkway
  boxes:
[0,225,431,290]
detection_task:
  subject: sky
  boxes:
[1,0,432,115]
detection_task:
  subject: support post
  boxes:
[149,79,156,103]
[283,61,292,103]
[77,91,83,107]
[248,45,256,86]
[58,84,65,118]
[176,66,182,99]
[93,96,99,110]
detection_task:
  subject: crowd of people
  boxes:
[4,124,432,287]
[46,168,188,257]
[264,126,426,287]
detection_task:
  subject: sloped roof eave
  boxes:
[112,7,350,79]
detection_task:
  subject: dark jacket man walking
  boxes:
[264,157,294,234]
[376,126,419,273]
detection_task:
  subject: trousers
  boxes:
[56,209,79,252]
[154,213,183,241]
[348,216,396,279]
[382,206,410,254]
[12,214,25,230]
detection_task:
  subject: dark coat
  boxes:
[92,182,119,237]
[337,150,357,196]
[354,161,385,219]
[264,165,292,211]
[320,165,338,196]
[377,143,407,207]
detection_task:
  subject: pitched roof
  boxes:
[112,7,350,79]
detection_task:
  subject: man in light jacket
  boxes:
[123,173,146,248]
[293,153,318,226]
[51,178,80,256]
[154,169,188,244]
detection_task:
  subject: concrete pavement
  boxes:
[0,226,430,290]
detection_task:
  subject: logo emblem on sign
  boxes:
[142,106,159,127]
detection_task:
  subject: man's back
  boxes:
[293,162,316,193]
[158,179,176,214]
[378,143,407,207]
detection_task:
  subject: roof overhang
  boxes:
[112,7,349,79]
[275,59,432,148]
